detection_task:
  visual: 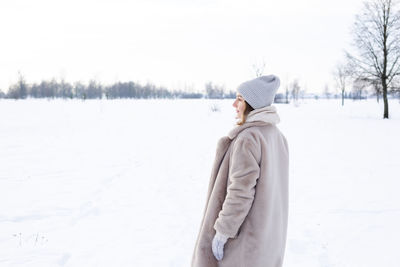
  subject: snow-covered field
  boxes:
[1,98,399,267]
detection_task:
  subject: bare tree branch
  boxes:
[347,0,400,118]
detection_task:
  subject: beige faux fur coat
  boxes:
[192,106,289,267]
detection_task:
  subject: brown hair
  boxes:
[237,101,254,125]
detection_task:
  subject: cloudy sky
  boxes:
[0,0,364,93]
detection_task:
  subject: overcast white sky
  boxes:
[0,0,364,93]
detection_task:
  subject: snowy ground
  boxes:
[0,98,399,267]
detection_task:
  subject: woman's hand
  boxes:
[212,232,228,261]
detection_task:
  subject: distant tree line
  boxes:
[0,74,234,100]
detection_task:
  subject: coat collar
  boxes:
[227,105,280,140]
[246,105,280,124]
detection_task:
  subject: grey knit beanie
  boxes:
[237,75,280,109]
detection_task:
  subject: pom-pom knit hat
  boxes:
[237,75,280,109]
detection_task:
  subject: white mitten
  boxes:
[212,232,228,261]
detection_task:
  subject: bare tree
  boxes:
[7,71,28,99]
[205,81,225,99]
[284,75,290,103]
[252,59,266,78]
[285,83,290,104]
[371,78,382,102]
[59,79,73,99]
[352,78,369,100]
[346,0,400,118]
[324,84,331,99]
[291,79,300,102]
[333,63,351,106]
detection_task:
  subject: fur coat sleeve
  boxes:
[214,135,261,238]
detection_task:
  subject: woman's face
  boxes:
[233,93,246,120]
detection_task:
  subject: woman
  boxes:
[192,75,289,267]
